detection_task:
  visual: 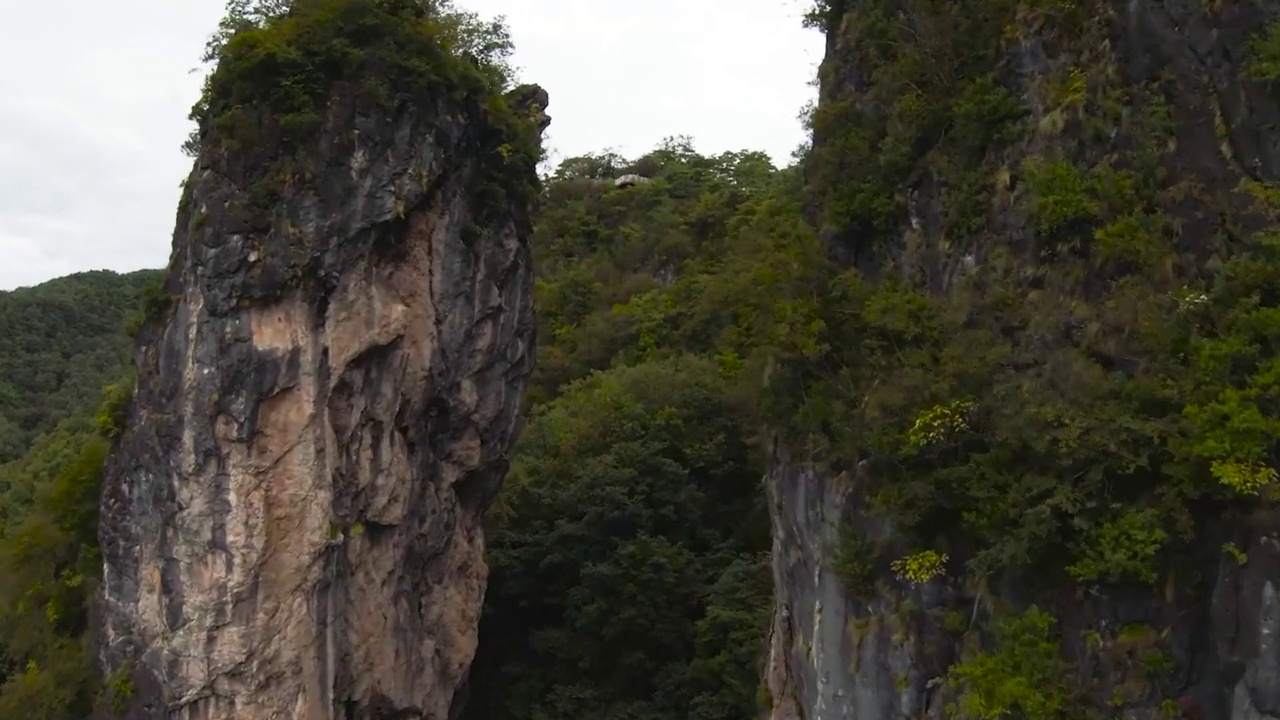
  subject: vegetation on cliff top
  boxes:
[465,138,786,720]
[185,0,544,223]
[187,0,516,156]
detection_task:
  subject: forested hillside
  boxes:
[759,1,1280,718]
[0,269,160,716]
[0,271,161,464]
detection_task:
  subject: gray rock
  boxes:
[96,78,548,720]
[614,174,651,188]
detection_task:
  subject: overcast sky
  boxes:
[0,0,823,291]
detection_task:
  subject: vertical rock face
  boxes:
[767,480,1280,720]
[95,56,549,719]
[764,440,947,720]
[765,1,1280,719]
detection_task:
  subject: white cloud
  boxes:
[0,0,823,290]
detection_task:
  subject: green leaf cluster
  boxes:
[947,608,1076,720]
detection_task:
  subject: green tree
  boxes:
[468,357,769,720]
[185,0,518,156]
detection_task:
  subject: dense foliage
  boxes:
[752,0,1280,593]
[0,271,159,464]
[464,139,790,720]
[186,0,518,158]
[470,358,771,720]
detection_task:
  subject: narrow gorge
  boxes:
[7,1,1280,720]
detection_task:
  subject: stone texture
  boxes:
[96,79,549,720]
[765,450,1280,720]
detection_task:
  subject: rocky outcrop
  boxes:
[765,1,1280,719]
[764,440,948,720]
[766,465,1280,720]
[95,42,549,720]
[613,174,652,188]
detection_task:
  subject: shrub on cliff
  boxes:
[182,0,543,223]
[947,608,1076,720]
[186,0,517,157]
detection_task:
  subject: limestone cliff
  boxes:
[94,7,549,717]
[765,1,1280,719]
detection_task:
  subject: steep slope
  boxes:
[0,269,161,464]
[762,1,1280,719]
[94,2,548,718]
